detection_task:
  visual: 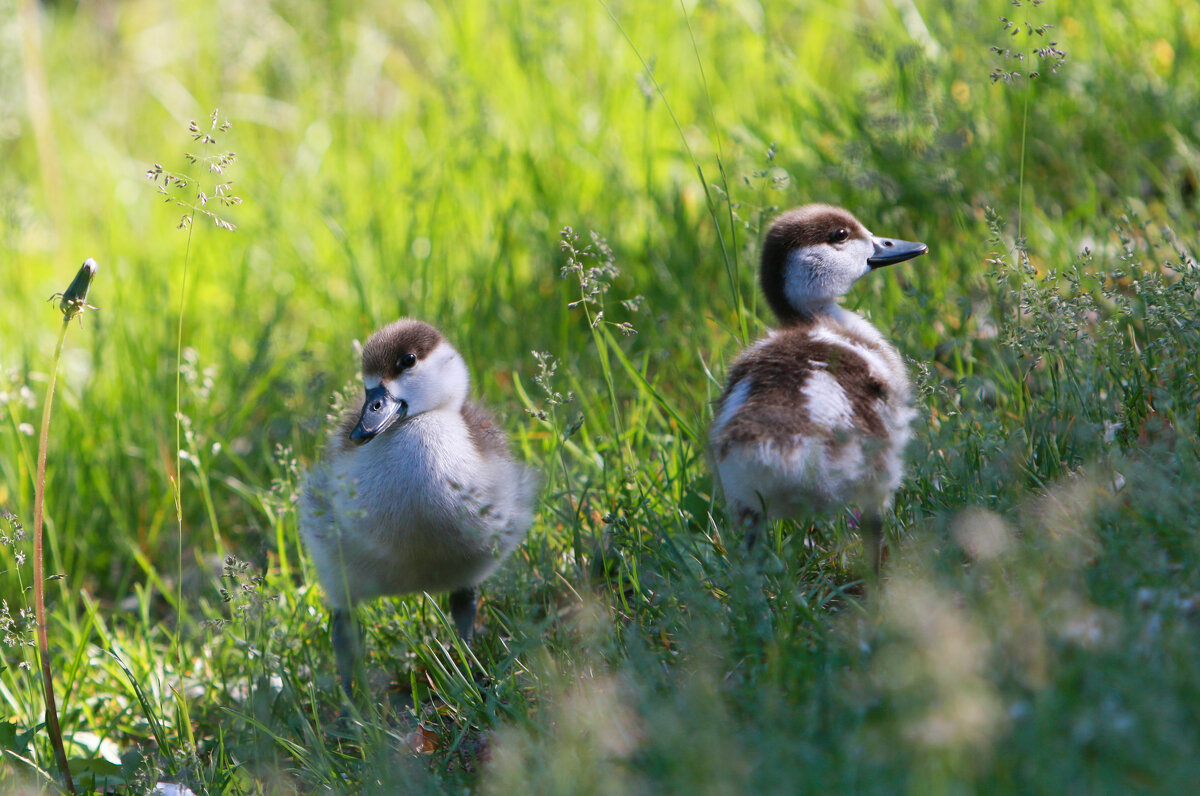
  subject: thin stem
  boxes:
[550,404,575,496]
[580,293,626,471]
[1017,89,1030,241]
[600,0,745,345]
[1016,86,1032,431]
[32,317,77,795]
[172,209,196,736]
[679,0,746,345]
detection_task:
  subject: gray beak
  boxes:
[868,236,928,268]
[350,385,408,445]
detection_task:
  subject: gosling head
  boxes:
[349,319,470,445]
[759,204,927,325]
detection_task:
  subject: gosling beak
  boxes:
[868,236,928,268]
[350,385,408,445]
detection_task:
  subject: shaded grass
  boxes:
[1,0,1200,792]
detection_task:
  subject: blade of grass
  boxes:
[599,0,746,345]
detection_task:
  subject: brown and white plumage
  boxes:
[710,204,927,570]
[301,319,537,692]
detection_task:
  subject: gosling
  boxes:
[301,319,537,693]
[709,204,927,572]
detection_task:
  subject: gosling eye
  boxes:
[398,352,417,370]
[830,228,850,244]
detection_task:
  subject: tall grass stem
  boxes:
[32,318,76,795]
[1017,90,1030,241]
[679,0,747,344]
[601,1,745,344]
[31,257,100,795]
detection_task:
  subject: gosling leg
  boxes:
[448,587,478,644]
[331,607,361,698]
[861,509,885,577]
[740,507,766,551]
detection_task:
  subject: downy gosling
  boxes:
[710,204,927,572]
[301,319,537,693]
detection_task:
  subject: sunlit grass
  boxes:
[2,0,1200,792]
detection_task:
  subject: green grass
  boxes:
[2,0,1200,792]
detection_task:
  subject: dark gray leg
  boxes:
[739,507,765,550]
[449,587,478,643]
[331,607,360,697]
[861,509,885,577]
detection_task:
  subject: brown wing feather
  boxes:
[714,326,888,455]
[460,401,513,460]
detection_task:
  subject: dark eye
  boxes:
[830,228,850,244]
[399,353,417,370]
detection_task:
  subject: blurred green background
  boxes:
[2,0,1199,792]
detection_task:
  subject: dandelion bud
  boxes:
[56,258,99,321]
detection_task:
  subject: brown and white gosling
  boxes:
[301,319,537,693]
[709,204,927,572]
